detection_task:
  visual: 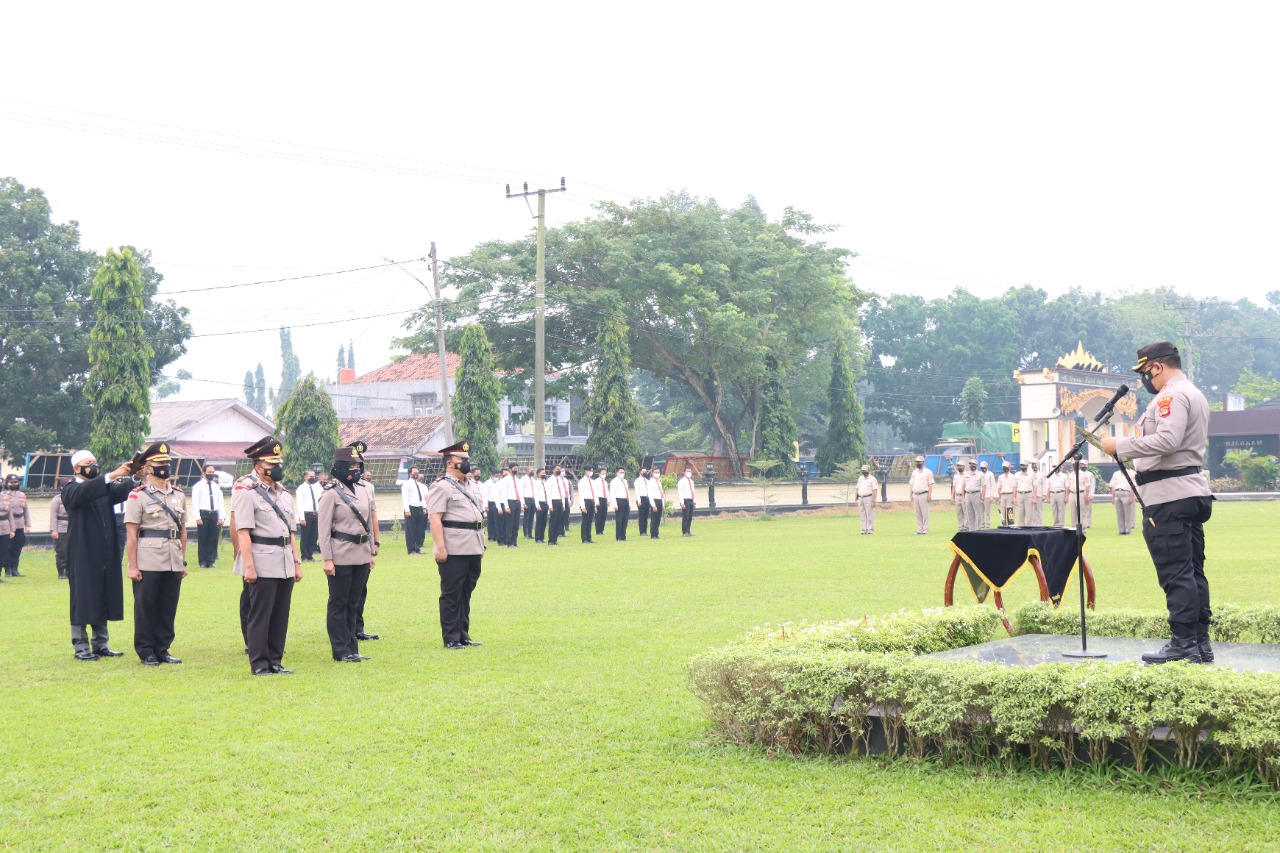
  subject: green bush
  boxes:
[1009,601,1280,643]
[689,605,1280,787]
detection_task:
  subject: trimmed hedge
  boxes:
[689,606,1280,786]
[1010,601,1280,643]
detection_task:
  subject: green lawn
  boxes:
[2,504,1279,851]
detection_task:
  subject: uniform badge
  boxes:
[1157,396,1173,418]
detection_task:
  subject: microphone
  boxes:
[1092,384,1130,427]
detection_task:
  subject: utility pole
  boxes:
[1163,297,1201,383]
[430,243,454,444]
[506,177,566,470]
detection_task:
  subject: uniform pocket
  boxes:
[1142,517,1190,564]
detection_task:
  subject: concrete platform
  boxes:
[927,633,1280,673]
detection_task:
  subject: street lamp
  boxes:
[706,460,716,509]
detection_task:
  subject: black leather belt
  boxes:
[1134,466,1201,486]
[139,529,180,540]
[332,531,370,544]
[441,519,483,530]
[250,534,288,547]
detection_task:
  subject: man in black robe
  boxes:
[61,449,137,661]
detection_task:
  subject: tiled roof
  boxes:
[340,416,446,454]
[148,399,274,439]
[355,353,459,383]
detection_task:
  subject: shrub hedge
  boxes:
[688,605,1280,786]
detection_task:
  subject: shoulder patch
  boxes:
[1157,395,1174,418]
[128,493,138,500]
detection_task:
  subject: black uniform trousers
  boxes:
[132,571,182,661]
[438,552,482,646]
[548,500,563,544]
[595,500,608,535]
[197,511,220,566]
[580,500,595,543]
[505,499,521,546]
[1142,496,1213,627]
[53,533,69,578]
[246,577,294,673]
[326,564,370,659]
[649,499,663,539]
[535,502,549,542]
[355,574,371,634]
[614,498,630,540]
[3,528,25,575]
[299,512,319,561]
[407,506,426,553]
[681,499,694,535]
[523,497,536,538]
[637,496,650,535]
[0,533,9,575]
[486,502,500,541]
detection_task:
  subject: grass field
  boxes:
[2,503,1279,851]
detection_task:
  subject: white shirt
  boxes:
[533,477,548,503]
[577,476,595,508]
[295,480,322,514]
[559,474,572,502]
[609,475,630,502]
[193,476,227,521]
[634,475,649,499]
[1109,470,1133,496]
[590,476,607,502]
[678,475,696,502]
[648,477,665,501]
[518,474,534,501]
[482,478,499,504]
[401,477,427,511]
[499,474,520,503]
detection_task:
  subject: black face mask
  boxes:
[78,464,100,480]
[152,466,171,480]
[1140,369,1158,395]
[5,483,18,490]
[261,464,283,483]
[205,473,217,482]
[454,460,470,475]
[539,474,547,480]
[333,465,362,485]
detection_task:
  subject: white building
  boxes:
[147,398,276,469]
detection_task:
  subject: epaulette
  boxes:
[133,484,146,492]
[322,482,335,491]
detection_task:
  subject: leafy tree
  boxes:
[0,178,190,463]
[152,369,192,402]
[270,327,301,407]
[274,375,340,484]
[815,334,866,475]
[1231,368,1280,408]
[755,355,797,478]
[85,247,154,464]
[452,323,502,475]
[337,344,346,374]
[960,376,988,450]
[1223,449,1280,492]
[403,193,864,476]
[253,363,268,415]
[581,312,641,471]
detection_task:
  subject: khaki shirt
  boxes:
[982,470,997,498]
[426,473,486,555]
[1014,471,1035,494]
[49,493,70,534]
[908,468,934,494]
[856,474,878,498]
[0,489,31,533]
[951,473,965,503]
[231,475,296,579]
[998,473,1016,494]
[1109,470,1135,501]
[317,480,377,565]
[124,483,187,572]
[962,470,984,494]
[1066,470,1095,501]
[1115,373,1211,505]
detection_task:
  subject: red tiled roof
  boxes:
[355,353,459,383]
[340,416,446,455]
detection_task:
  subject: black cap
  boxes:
[439,440,470,458]
[244,435,283,462]
[333,447,362,465]
[1132,341,1179,372]
[4,473,19,484]
[346,440,368,460]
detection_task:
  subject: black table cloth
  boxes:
[949,526,1085,606]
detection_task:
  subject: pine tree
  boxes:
[244,370,257,409]
[347,340,355,371]
[337,344,346,374]
[274,375,341,484]
[85,247,154,463]
[254,363,268,415]
[582,312,641,471]
[815,334,866,475]
[755,354,798,478]
[452,323,502,475]
[271,327,301,407]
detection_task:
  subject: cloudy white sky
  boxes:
[5,2,1278,401]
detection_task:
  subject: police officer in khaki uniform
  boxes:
[123,442,188,665]
[996,462,1016,525]
[908,456,934,534]
[1,473,31,577]
[1066,460,1095,529]
[856,465,878,534]
[979,462,997,529]
[1030,462,1047,525]
[426,440,486,650]
[1047,467,1070,527]
[1108,469,1137,535]
[233,436,303,676]
[951,462,968,531]
[962,459,984,532]
[1014,461,1035,525]
[319,444,379,663]
[48,482,71,579]
[1102,341,1213,665]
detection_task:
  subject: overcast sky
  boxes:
[5,2,1278,402]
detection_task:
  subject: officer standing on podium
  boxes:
[427,440,486,650]
[1102,341,1213,665]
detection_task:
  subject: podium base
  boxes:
[1062,649,1108,659]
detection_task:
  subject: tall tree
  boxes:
[755,354,798,478]
[253,363,268,415]
[274,375,340,484]
[244,370,256,410]
[347,340,355,371]
[1231,368,1280,407]
[960,376,988,451]
[452,323,502,475]
[0,178,190,463]
[337,344,346,374]
[152,369,192,402]
[815,334,866,475]
[85,247,153,463]
[270,327,301,407]
[581,312,641,471]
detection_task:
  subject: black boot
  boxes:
[1197,617,1214,664]
[1142,622,1203,665]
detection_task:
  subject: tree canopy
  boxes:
[85,247,153,464]
[452,323,502,475]
[814,334,866,475]
[581,312,641,471]
[275,375,341,483]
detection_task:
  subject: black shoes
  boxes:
[355,632,379,641]
[160,654,182,664]
[94,647,125,657]
[1142,623,1203,665]
[270,665,293,675]
[463,639,483,647]
[74,650,100,661]
[142,655,161,666]
[338,654,362,663]
[1197,621,1215,664]
[445,642,467,650]
[252,668,273,676]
